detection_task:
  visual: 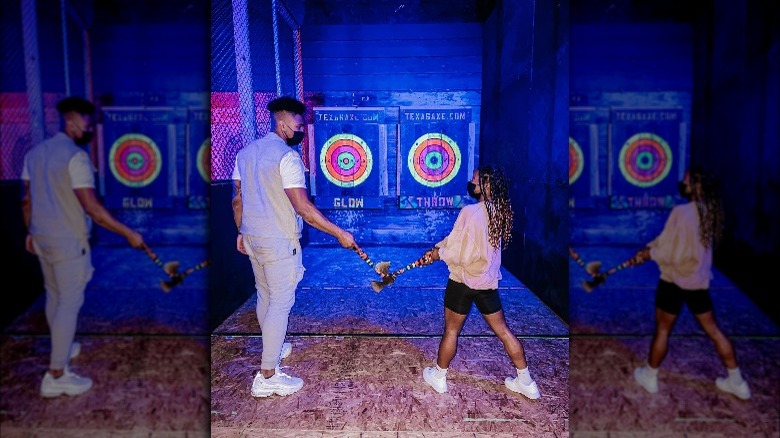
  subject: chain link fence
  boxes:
[1,0,89,180]
[210,0,303,182]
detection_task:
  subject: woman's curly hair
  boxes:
[478,165,514,250]
[689,167,725,249]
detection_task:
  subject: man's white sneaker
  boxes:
[422,366,448,393]
[40,369,93,398]
[634,366,658,394]
[505,375,541,399]
[280,342,292,360]
[69,342,81,360]
[716,377,751,400]
[251,368,303,397]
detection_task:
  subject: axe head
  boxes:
[585,261,602,276]
[371,276,394,293]
[374,261,391,276]
[163,261,180,277]
[161,275,183,293]
[582,275,605,293]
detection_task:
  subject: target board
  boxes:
[568,107,599,208]
[310,108,386,209]
[187,108,210,209]
[101,108,182,208]
[108,133,162,188]
[399,107,474,209]
[569,137,584,185]
[609,108,685,209]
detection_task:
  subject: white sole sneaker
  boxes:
[716,377,751,400]
[634,366,658,394]
[505,376,541,399]
[40,370,93,398]
[69,342,81,360]
[251,369,303,397]
[422,367,448,393]
[280,342,292,360]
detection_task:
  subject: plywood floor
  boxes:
[568,245,780,438]
[1,244,210,437]
[210,246,570,437]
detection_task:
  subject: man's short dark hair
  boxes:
[56,96,95,115]
[267,96,306,116]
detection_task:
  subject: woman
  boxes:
[420,165,540,400]
[632,167,750,400]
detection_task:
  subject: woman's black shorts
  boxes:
[444,279,502,315]
[654,279,713,315]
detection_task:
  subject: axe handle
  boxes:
[354,247,379,269]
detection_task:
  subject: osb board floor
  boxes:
[0,335,210,437]
[1,244,210,437]
[568,245,780,437]
[211,335,569,437]
[568,337,780,437]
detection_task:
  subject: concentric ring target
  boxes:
[569,137,584,185]
[319,133,373,187]
[618,132,673,188]
[197,138,211,183]
[407,132,461,187]
[108,133,162,188]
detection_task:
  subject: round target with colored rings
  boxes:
[319,133,373,187]
[109,133,162,188]
[618,132,673,188]
[197,138,211,183]
[407,132,461,187]
[569,137,584,185]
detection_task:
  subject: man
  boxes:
[21,96,147,397]
[232,96,359,397]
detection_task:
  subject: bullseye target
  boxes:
[319,133,373,187]
[197,138,211,183]
[569,137,584,185]
[407,132,461,187]
[108,133,162,188]
[618,132,672,188]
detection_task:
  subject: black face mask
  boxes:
[467,181,481,200]
[286,131,304,146]
[75,130,94,146]
[678,181,692,200]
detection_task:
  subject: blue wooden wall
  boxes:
[481,0,570,322]
[300,22,483,245]
[1,0,210,327]
[87,4,210,246]
[569,23,694,246]
[1,1,210,246]
[689,0,780,323]
[207,0,572,327]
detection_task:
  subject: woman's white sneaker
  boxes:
[716,376,751,400]
[505,375,541,399]
[422,366,448,393]
[634,366,659,394]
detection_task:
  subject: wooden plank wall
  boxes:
[569,23,694,246]
[300,22,483,245]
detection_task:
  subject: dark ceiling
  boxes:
[285,0,497,25]
[570,0,713,24]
